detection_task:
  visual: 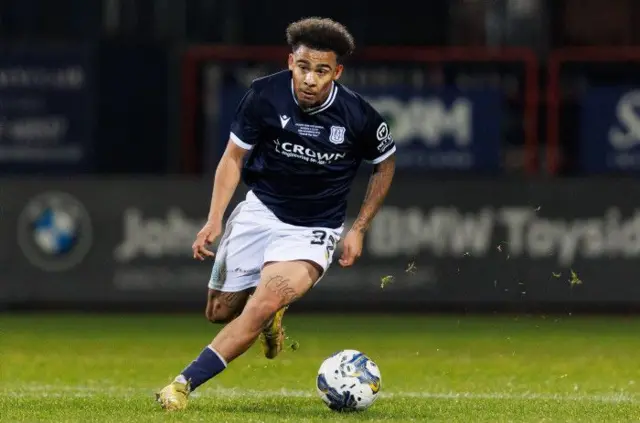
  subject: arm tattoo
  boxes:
[352,155,396,233]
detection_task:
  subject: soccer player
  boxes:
[156,17,396,410]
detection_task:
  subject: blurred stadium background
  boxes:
[4,1,640,421]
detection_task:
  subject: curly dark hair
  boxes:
[286,17,355,60]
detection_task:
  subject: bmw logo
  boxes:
[17,191,92,272]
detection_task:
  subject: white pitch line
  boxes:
[3,385,639,404]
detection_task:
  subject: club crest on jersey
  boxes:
[329,126,346,144]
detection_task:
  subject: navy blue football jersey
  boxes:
[229,70,396,229]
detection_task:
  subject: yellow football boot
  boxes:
[155,380,190,411]
[259,306,288,359]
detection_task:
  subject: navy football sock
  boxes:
[177,346,227,391]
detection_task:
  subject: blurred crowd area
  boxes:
[2,0,640,177]
[3,0,640,48]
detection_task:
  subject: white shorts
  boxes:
[208,191,343,293]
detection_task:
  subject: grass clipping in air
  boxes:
[380,262,416,289]
[380,275,395,289]
[552,269,583,286]
[569,269,582,286]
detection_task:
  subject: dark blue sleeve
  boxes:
[359,103,397,164]
[229,88,262,150]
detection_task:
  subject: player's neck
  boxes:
[309,85,333,108]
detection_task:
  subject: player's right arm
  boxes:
[192,87,263,260]
[207,140,248,222]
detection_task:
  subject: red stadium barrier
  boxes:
[182,46,539,175]
[546,47,640,175]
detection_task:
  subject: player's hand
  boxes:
[339,229,364,267]
[192,220,221,261]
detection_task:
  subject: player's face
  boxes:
[288,45,343,109]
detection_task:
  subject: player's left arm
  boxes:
[339,113,396,268]
[351,154,395,234]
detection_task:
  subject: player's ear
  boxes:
[288,53,295,71]
[333,64,344,81]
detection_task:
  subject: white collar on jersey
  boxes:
[290,79,338,115]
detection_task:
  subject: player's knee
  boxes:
[205,289,250,323]
[204,300,237,324]
[204,309,227,324]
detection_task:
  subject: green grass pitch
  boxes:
[2,313,640,422]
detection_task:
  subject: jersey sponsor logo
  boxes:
[375,121,393,152]
[329,125,346,144]
[377,135,394,153]
[273,139,346,165]
[376,122,390,141]
[279,114,291,128]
